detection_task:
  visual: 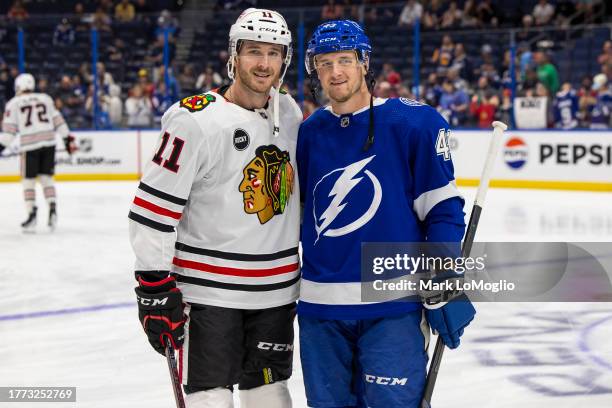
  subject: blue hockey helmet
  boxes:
[305,20,372,75]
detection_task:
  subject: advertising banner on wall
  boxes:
[1,129,611,191]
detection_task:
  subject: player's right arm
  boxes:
[0,99,18,155]
[129,107,206,354]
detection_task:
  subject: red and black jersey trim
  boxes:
[175,242,298,262]
[173,273,300,292]
[138,182,187,206]
[129,211,175,233]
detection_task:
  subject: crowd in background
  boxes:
[0,0,611,129]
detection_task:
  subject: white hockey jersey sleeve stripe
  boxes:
[128,210,175,233]
[137,181,188,206]
[412,180,462,221]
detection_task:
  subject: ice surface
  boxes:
[1,182,611,407]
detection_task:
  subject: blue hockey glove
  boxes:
[420,275,476,349]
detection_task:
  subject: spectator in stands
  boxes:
[146,36,166,65]
[115,0,136,23]
[422,72,442,106]
[7,0,28,22]
[553,82,579,129]
[53,18,75,47]
[431,34,455,76]
[446,68,468,92]
[532,0,555,26]
[154,10,179,40]
[534,50,559,95]
[440,2,462,29]
[473,75,495,100]
[322,0,344,20]
[72,3,92,31]
[422,0,443,30]
[92,7,112,32]
[589,73,611,129]
[438,79,469,126]
[178,64,197,96]
[196,64,223,91]
[451,43,472,82]
[106,38,126,62]
[96,62,115,94]
[520,68,539,95]
[577,75,597,127]
[125,84,152,128]
[106,84,123,127]
[151,81,173,125]
[470,90,499,128]
[476,0,499,27]
[137,68,155,97]
[154,65,179,102]
[397,0,423,28]
[375,81,394,98]
[498,88,513,125]
[55,75,85,123]
[460,0,479,28]
[597,41,612,76]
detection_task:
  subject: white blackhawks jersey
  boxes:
[129,87,302,309]
[0,92,69,152]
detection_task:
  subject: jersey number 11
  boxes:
[152,131,184,173]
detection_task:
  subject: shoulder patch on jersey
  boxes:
[238,145,294,225]
[399,97,423,107]
[179,93,216,112]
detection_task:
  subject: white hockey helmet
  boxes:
[14,73,35,94]
[227,8,292,82]
[227,8,293,138]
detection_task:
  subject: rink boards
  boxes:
[0,129,611,191]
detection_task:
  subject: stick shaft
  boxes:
[164,339,186,408]
[420,122,506,407]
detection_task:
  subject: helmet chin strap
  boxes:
[273,78,281,137]
[363,69,376,151]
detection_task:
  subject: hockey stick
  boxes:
[0,148,74,159]
[163,335,186,408]
[420,121,507,408]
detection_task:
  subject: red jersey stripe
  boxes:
[133,196,182,220]
[172,257,299,277]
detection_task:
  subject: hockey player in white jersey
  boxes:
[128,8,302,408]
[0,73,76,232]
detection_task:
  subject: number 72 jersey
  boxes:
[128,89,302,310]
[1,92,69,152]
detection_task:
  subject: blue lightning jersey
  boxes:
[297,98,465,320]
[553,89,578,129]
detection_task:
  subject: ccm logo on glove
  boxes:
[137,295,169,306]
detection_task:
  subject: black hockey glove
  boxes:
[63,135,77,155]
[0,143,5,156]
[135,272,186,355]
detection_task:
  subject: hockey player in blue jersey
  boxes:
[297,20,476,407]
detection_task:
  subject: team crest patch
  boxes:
[180,94,216,112]
[238,145,294,225]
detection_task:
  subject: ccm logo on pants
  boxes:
[257,342,294,352]
[364,374,408,386]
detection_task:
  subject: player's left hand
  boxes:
[63,135,77,155]
[420,275,475,349]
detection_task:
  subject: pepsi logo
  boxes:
[504,137,528,169]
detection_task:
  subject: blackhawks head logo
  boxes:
[179,93,216,112]
[239,145,294,225]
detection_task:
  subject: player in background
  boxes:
[128,8,301,408]
[0,73,76,232]
[297,20,476,407]
[553,82,578,129]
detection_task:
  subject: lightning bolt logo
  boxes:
[313,155,382,243]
